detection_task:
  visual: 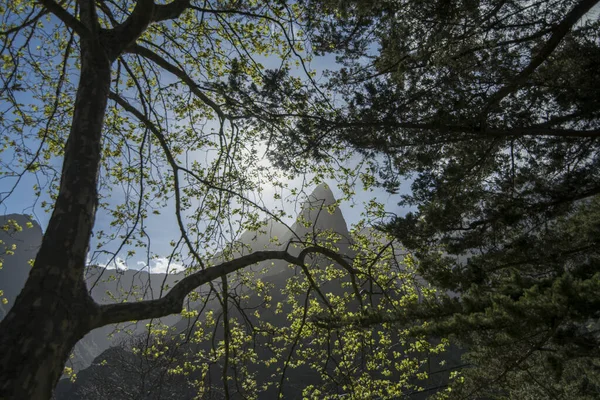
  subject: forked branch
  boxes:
[94,246,352,327]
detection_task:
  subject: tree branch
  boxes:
[339,120,600,141]
[106,92,365,324]
[95,0,119,27]
[109,0,191,58]
[0,7,49,36]
[482,0,600,116]
[107,0,155,57]
[126,44,226,121]
[108,90,211,274]
[39,0,91,39]
[153,0,191,23]
[94,247,351,327]
[109,90,315,274]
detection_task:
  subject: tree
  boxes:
[64,332,197,399]
[0,0,344,398]
[303,0,600,397]
[55,222,456,400]
[0,1,453,399]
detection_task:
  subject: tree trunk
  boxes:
[0,38,111,400]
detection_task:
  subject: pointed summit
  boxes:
[286,183,350,244]
[307,183,337,207]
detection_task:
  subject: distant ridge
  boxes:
[0,214,42,320]
[0,184,350,371]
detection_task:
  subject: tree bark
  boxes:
[0,36,111,400]
[0,3,198,398]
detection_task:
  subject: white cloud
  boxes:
[93,256,185,274]
[137,257,186,274]
[96,257,129,272]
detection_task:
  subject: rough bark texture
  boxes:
[0,2,313,399]
[0,3,194,398]
[0,36,111,400]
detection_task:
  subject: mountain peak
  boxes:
[284,183,349,244]
[307,183,336,206]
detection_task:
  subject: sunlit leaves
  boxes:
[0,0,457,398]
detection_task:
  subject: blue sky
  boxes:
[0,138,412,273]
[0,4,414,273]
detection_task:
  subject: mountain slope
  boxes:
[55,183,356,399]
[0,214,42,319]
[6,185,464,399]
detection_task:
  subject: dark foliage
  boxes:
[305,0,600,397]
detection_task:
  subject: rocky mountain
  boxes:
[0,184,351,372]
[0,214,188,371]
[54,183,358,399]
[0,214,43,320]
[2,185,463,399]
